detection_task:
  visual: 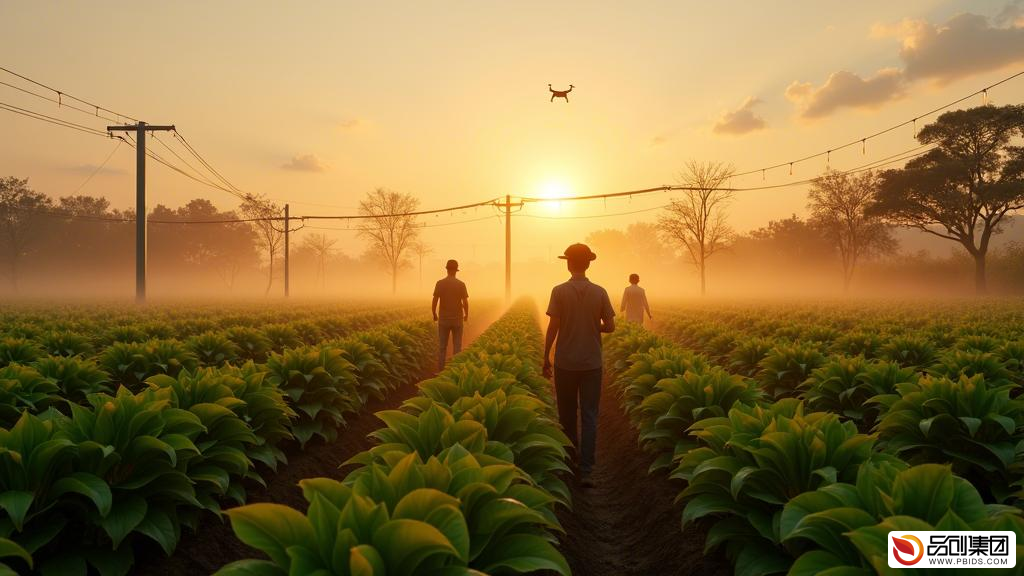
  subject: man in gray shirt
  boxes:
[542,243,615,486]
[432,259,469,371]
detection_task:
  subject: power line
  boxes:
[0,79,122,124]
[0,65,139,123]
[0,100,110,137]
[71,138,124,195]
[172,130,245,195]
[731,70,1024,179]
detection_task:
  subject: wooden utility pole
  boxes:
[107,122,175,303]
[284,203,290,298]
[505,194,511,304]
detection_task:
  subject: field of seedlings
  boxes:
[603,301,1024,576]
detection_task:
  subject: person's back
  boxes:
[549,277,612,371]
[432,260,469,370]
[543,243,615,487]
[621,274,652,326]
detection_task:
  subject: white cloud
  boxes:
[282,154,326,172]
[712,97,767,135]
[785,69,906,119]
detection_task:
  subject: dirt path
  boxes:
[553,383,730,576]
[137,312,500,575]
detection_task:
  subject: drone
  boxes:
[548,84,574,103]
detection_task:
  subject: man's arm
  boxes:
[620,288,627,312]
[543,315,559,378]
[462,297,469,322]
[643,290,652,319]
[431,295,439,321]
[600,291,616,334]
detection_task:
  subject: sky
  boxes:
[2,0,1024,273]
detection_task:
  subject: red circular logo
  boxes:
[893,535,925,566]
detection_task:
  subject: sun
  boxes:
[537,180,572,214]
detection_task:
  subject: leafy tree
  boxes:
[356,188,419,294]
[873,105,1024,294]
[658,161,735,296]
[808,169,896,292]
[409,239,433,289]
[0,177,53,291]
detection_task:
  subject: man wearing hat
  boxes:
[542,243,616,487]
[432,259,469,371]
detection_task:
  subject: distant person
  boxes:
[621,273,652,326]
[432,259,469,371]
[542,243,615,487]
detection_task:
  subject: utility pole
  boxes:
[284,203,290,298]
[107,122,175,303]
[505,194,511,305]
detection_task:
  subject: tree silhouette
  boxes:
[658,161,735,296]
[873,105,1024,294]
[240,194,284,295]
[410,239,433,289]
[0,177,53,291]
[808,169,896,292]
[301,232,338,290]
[356,188,420,295]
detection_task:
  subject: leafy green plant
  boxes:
[728,337,776,378]
[37,330,94,358]
[830,331,883,359]
[32,355,112,405]
[0,365,59,426]
[218,362,296,471]
[873,374,1024,502]
[635,366,762,471]
[185,331,241,367]
[265,347,359,447]
[673,400,881,575]
[0,338,43,368]
[879,335,936,368]
[929,350,1015,387]
[756,343,826,399]
[781,462,1024,575]
[225,327,272,363]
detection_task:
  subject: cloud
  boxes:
[785,68,906,119]
[650,133,670,146]
[282,154,326,172]
[65,164,127,176]
[712,97,767,135]
[872,9,1024,85]
[338,117,362,130]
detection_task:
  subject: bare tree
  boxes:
[239,194,284,295]
[302,232,339,290]
[808,169,897,292]
[658,161,735,296]
[410,240,433,289]
[356,188,420,294]
[0,177,52,291]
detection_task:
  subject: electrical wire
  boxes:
[0,65,140,123]
[70,138,123,195]
[731,70,1024,179]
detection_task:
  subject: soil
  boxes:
[551,383,731,576]
[136,311,500,575]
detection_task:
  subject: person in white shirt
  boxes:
[620,273,652,326]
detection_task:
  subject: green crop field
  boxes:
[4,300,1024,576]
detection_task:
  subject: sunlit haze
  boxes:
[2,0,1024,299]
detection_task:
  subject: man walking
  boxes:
[621,273,653,326]
[542,243,615,487]
[432,259,469,371]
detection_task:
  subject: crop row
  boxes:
[216,300,574,576]
[606,321,1024,576]
[0,319,435,576]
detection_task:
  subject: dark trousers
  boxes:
[438,319,464,370]
[554,367,602,472]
